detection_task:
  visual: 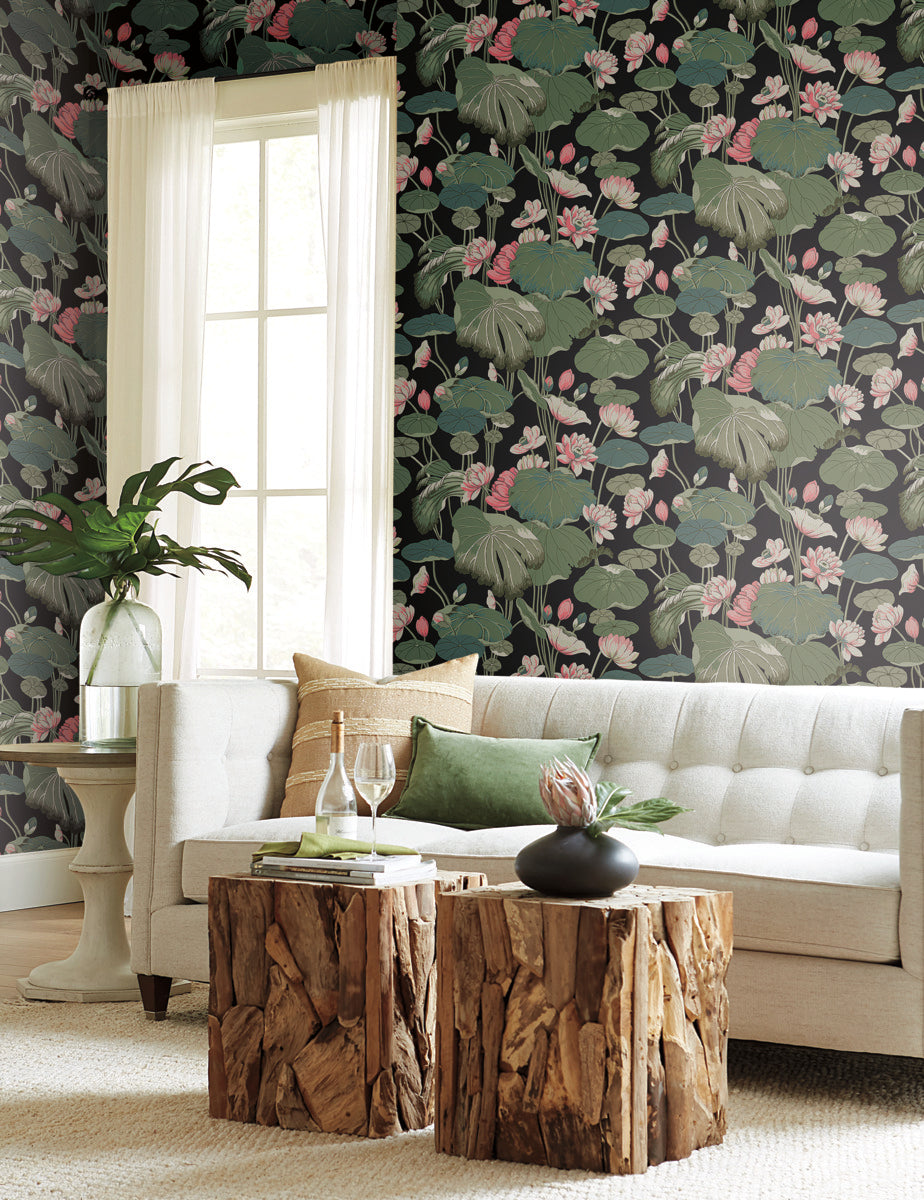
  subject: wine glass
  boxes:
[353,742,396,860]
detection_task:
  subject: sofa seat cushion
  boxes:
[180,819,900,966]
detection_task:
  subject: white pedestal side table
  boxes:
[1,743,186,1004]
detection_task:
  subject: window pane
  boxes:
[264,496,326,671]
[266,135,325,310]
[201,318,258,490]
[197,498,258,672]
[207,142,259,313]
[266,314,327,488]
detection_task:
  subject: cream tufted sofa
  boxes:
[131,675,924,1057]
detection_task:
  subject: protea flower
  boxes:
[539,758,597,827]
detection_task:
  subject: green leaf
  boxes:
[692,622,789,684]
[453,279,545,370]
[411,465,464,533]
[526,523,596,586]
[451,507,544,599]
[289,0,367,51]
[512,16,597,72]
[692,389,788,482]
[768,637,841,686]
[680,486,756,526]
[528,67,596,133]
[634,525,676,550]
[750,118,841,177]
[650,573,705,647]
[898,3,924,60]
[509,240,596,301]
[22,113,104,221]
[769,172,840,237]
[576,107,650,154]
[131,0,199,30]
[819,446,899,492]
[574,335,649,380]
[440,376,515,416]
[527,296,596,359]
[751,348,842,408]
[395,640,437,666]
[574,563,648,610]
[818,0,894,24]
[770,404,841,469]
[900,457,924,530]
[691,158,788,251]
[883,641,924,667]
[751,582,843,644]
[508,467,595,527]
[819,212,897,258]
[650,343,705,416]
[436,603,513,645]
[456,59,547,147]
[22,325,104,424]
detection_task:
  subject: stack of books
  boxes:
[251,852,437,887]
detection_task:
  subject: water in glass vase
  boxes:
[79,684,141,748]
[78,597,162,747]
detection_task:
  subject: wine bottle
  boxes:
[314,710,358,839]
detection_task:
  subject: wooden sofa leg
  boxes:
[137,973,173,1020]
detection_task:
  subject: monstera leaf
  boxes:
[751,583,843,644]
[692,159,788,251]
[456,59,547,146]
[692,389,788,482]
[451,507,544,599]
[453,280,545,369]
[692,623,789,685]
[22,114,104,220]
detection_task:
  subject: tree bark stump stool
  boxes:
[208,871,485,1136]
[435,882,732,1174]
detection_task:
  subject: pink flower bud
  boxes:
[419,390,431,411]
[543,604,552,619]
[415,616,429,637]
[560,143,575,165]
[655,500,669,522]
[787,25,796,38]
[802,18,818,38]
[802,480,819,503]
[558,369,574,392]
[905,381,918,402]
[787,487,798,502]
[802,247,819,270]
[907,617,920,640]
[544,376,553,389]
[655,270,669,291]
[656,43,669,64]
[557,599,574,621]
[545,150,555,165]
[904,147,918,168]
[419,166,432,188]
[117,23,131,42]
[787,254,797,269]
[538,758,597,827]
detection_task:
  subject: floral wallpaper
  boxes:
[3,0,924,853]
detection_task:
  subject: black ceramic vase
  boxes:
[514,826,639,898]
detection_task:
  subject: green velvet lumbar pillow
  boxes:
[388,716,601,830]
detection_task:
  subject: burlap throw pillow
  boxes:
[281,652,478,818]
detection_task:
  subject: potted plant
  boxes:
[0,457,251,746]
[514,757,687,897]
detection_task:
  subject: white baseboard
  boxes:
[0,847,82,913]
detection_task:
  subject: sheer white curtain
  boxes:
[317,58,396,679]
[106,79,216,680]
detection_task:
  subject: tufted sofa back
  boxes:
[473,677,924,855]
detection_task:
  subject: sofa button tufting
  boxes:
[603,754,613,765]
[716,833,726,844]
[803,765,814,775]
[878,766,888,777]
[785,836,795,844]
[732,762,743,773]
[860,841,870,851]
[668,759,679,771]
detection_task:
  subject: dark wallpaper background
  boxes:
[1,0,924,850]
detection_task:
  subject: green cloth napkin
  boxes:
[252,831,419,862]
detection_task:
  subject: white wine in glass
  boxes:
[353,742,396,860]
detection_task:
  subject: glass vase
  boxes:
[79,597,162,748]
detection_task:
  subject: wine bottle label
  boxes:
[324,814,357,839]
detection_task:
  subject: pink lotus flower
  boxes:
[585,48,619,88]
[464,15,497,53]
[802,17,818,38]
[558,663,593,680]
[701,342,736,383]
[396,156,418,193]
[760,567,793,584]
[75,275,105,299]
[154,52,188,79]
[900,564,920,595]
[539,757,597,826]
[728,117,760,163]
[899,96,916,124]
[801,545,844,591]
[418,390,431,412]
[394,378,417,416]
[512,199,546,229]
[623,257,654,298]
[871,367,902,407]
[802,247,819,270]
[623,487,653,528]
[55,716,79,743]
[846,516,887,551]
[584,274,619,314]
[558,206,597,248]
[393,605,414,642]
[599,403,638,436]
[655,500,669,522]
[655,269,670,292]
[75,478,105,501]
[413,341,431,370]
[30,290,61,322]
[728,582,760,627]
[800,311,843,355]
[872,603,903,645]
[899,328,919,358]
[655,43,669,64]
[800,82,841,124]
[462,462,495,502]
[702,115,736,154]
[486,467,518,512]
[487,241,518,285]
[828,150,863,191]
[518,655,546,678]
[727,348,760,393]
[419,166,433,187]
[845,281,886,316]
[753,305,789,335]
[557,433,597,476]
[31,707,61,740]
[652,0,669,20]
[583,501,619,544]
[650,449,669,479]
[560,0,598,20]
[828,382,865,425]
[512,425,546,454]
[869,134,901,175]
[830,619,865,661]
[411,567,429,596]
[702,576,736,616]
[802,480,819,503]
[904,147,917,168]
[53,308,80,344]
[415,118,434,148]
[790,507,836,539]
[753,538,791,567]
[844,50,884,84]
[650,219,669,249]
[557,599,574,622]
[268,1,296,38]
[905,381,918,402]
[908,617,920,640]
[31,80,61,112]
[598,634,638,669]
[490,18,520,61]
[117,22,131,42]
[754,74,788,103]
[600,175,639,208]
[625,31,654,71]
[462,237,496,277]
[53,102,81,138]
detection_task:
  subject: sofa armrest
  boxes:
[900,708,924,980]
[130,678,297,975]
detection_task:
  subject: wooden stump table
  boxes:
[208,871,484,1137]
[435,883,732,1174]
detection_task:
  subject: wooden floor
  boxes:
[0,903,87,999]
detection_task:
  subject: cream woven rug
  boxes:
[1,987,922,1200]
